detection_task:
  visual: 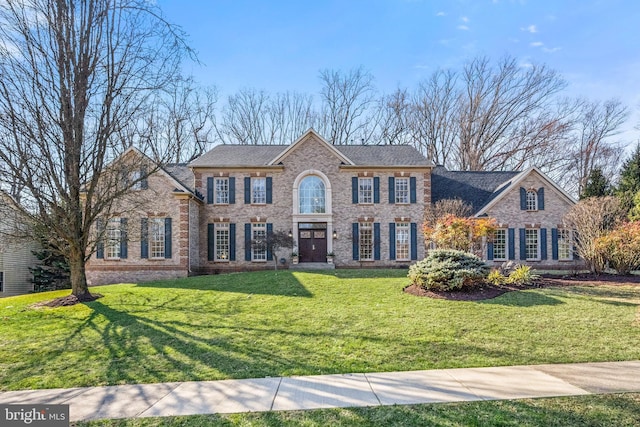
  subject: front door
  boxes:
[298,228,327,262]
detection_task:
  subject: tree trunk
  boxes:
[69,247,92,300]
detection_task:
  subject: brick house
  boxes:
[86,129,579,285]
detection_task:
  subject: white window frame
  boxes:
[526,190,538,211]
[252,177,266,205]
[525,228,540,260]
[558,229,572,261]
[493,229,507,261]
[395,177,409,204]
[149,218,165,259]
[299,176,326,214]
[105,218,121,259]
[359,222,373,261]
[358,177,373,204]
[252,223,267,261]
[215,223,230,261]
[396,222,410,261]
[215,177,229,205]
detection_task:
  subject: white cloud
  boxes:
[521,24,537,33]
[457,25,470,31]
[542,46,562,53]
[530,41,544,47]
[461,16,469,23]
[436,11,446,16]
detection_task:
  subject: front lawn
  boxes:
[0,269,638,391]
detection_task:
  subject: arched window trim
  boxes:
[526,189,538,211]
[292,170,332,216]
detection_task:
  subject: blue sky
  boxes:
[158,0,640,143]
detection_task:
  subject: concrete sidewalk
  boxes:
[1,361,639,422]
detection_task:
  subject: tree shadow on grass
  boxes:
[135,270,313,297]
[477,290,565,307]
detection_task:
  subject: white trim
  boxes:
[268,128,355,166]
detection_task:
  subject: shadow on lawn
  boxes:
[477,290,565,307]
[135,270,313,297]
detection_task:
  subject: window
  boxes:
[105,218,121,259]
[493,229,507,260]
[526,190,538,211]
[215,178,229,204]
[149,218,165,259]
[525,229,540,260]
[215,223,230,261]
[558,229,572,260]
[358,177,373,204]
[299,176,325,214]
[252,177,266,204]
[396,222,410,261]
[252,223,267,261]
[359,222,373,261]
[395,178,409,204]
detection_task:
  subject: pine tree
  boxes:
[580,167,611,199]
[616,143,640,211]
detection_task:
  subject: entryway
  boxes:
[298,223,327,263]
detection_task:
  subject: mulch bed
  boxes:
[31,293,103,308]
[404,274,640,301]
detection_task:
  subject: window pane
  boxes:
[525,229,539,260]
[149,218,165,258]
[494,229,506,260]
[359,222,373,261]
[526,190,537,211]
[395,178,409,204]
[252,223,267,261]
[252,178,266,204]
[299,176,325,213]
[106,218,121,259]
[215,223,230,261]
[359,177,373,204]
[396,222,410,260]
[558,229,571,260]
[215,178,229,204]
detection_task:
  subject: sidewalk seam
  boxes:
[363,374,382,406]
[135,382,183,418]
[269,377,283,411]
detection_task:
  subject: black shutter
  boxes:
[164,218,172,258]
[410,223,418,260]
[540,228,547,260]
[140,166,148,189]
[245,223,252,261]
[388,177,395,204]
[207,223,215,261]
[207,177,213,204]
[120,218,128,259]
[389,223,396,260]
[266,177,273,204]
[552,228,559,260]
[374,177,380,204]
[410,177,417,203]
[519,228,526,260]
[374,223,381,260]
[487,242,494,260]
[520,187,527,210]
[538,187,545,210]
[267,223,273,261]
[352,177,358,204]
[244,177,251,204]
[96,218,104,259]
[508,228,515,260]
[352,223,359,260]
[140,218,148,259]
[229,223,236,261]
[229,177,236,204]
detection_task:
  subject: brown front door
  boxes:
[298,228,327,262]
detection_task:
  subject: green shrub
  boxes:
[486,269,506,286]
[506,265,540,285]
[408,249,490,291]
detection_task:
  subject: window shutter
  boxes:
[519,228,526,260]
[410,223,418,260]
[374,223,381,260]
[540,228,547,260]
[352,177,358,204]
[207,177,213,204]
[245,223,251,261]
[388,177,395,204]
[266,177,273,204]
[538,187,545,210]
[164,218,172,259]
[229,177,236,204]
[410,177,417,204]
[140,166,148,189]
[374,177,380,204]
[352,223,359,260]
[207,223,215,261]
[551,228,558,260]
[120,218,128,259]
[96,218,104,259]
[229,223,236,261]
[140,218,148,259]
[520,187,526,210]
[267,223,273,261]
[487,242,494,260]
[508,228,515,260]
[244,177,251,204]
[389,223,396,260]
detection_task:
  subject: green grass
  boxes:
[0,269,639,391]
[73,393,640,426]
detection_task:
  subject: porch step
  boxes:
[289,262,336,271]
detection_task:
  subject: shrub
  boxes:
[486,269,507,286]
[593,221,640,275]
[423,214,497,255]
[408,249,490,291]
[506,265,540,286]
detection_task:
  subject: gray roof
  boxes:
[431,166,521,213]
[189,144,432,168]
[163,164,195,193]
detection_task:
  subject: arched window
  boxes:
[299,176,325,213]
[526,190,537,211]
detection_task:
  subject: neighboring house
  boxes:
[86,129,580,285]
[0,192,39,296]
[431,166,581,269]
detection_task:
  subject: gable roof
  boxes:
[189,129,433,168]
[431,167,521,213]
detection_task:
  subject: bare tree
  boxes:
[0,0,189,300]
[371,88,412,146]
[425,199,473,226]
[318,67,377,145]
[267,91,316,145]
